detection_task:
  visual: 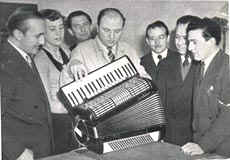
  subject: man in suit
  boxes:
[182,18,230,156]
[66,8,148,81]
[0,7,54,160]
[66,10,94,50]
[156,15,201,146]
[140,21,172,82]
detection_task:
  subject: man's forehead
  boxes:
[176,24,188,35]
[45,18,63,26]
[148,27,166,36]
[71,15,90,24]
[188,29,203,39]
[25,18,45,33]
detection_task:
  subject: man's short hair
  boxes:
[66,10,92,29]
[39,9,64,22]
[176,15,201,26]
[97,8,126,27]
[145,21,169,38]
[7,7,42,35]
[187,17,221,45]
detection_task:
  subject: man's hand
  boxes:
[181,142,204,156]
[17,148,33,160]
[69,60,88,80]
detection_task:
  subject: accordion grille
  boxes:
[84,77,152,119]
[108,133,155,151]
[96,93,165,137]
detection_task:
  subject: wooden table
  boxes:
[39,142,226,160]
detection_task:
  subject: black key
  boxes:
[110,72,116,81]
[84,84,91,95]
[122,65,129,77]
[76,89,84,100]
[117,68,124,77]
[125,64,132,77]
[96,79,102,88]
[115,69,121,79]
[99,77,105,87]
[104,75,110,84]
[91,81,97,91]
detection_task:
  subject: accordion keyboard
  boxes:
[60,56,138,107]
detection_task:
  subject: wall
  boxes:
[0,0,228,56]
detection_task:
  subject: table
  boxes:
[39,142,226,160]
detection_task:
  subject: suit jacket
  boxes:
[156,51,199,146]
[140,49,173,83]
[193,50,230,156]
[0,41,54,160]
[69,36,149,79]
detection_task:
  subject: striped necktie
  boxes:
[107,47,115,62]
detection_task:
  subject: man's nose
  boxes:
[188,43,194,51]
[109,32,115,40]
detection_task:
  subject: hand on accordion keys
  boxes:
[69,59,88,80]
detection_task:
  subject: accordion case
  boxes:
[59,56,166,154]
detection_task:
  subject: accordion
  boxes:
[59,56,166,154]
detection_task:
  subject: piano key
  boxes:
[106,73,113,84]
[124,64,133,77]
[114,69,121,79]
[71,92,79,105]
[87,83,95,95]
[127,63,136,76]
[76,89,84,100]
[121,65,129,77]
[79,87,87,99]
[96,79,102,89]
[91,81,98,92]
[99,77,106,87]
[103,75,110,85]
[67,93,76,106]
[110,72,116,81]
[117,68,124,78]
[84,84,91,95]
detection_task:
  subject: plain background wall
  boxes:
[0,0,228,56]
[37,0,228,56]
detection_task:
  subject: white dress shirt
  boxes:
[151,49,168,66]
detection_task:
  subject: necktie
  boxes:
[107,47,115,62]
[199,61,205,85]
[25,55,33,68]
[157,55,162,61]
[183,54,189,67]
[200,61,205,78]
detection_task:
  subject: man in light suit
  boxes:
[182,18,230,157]
[67,8,148,81]
[157,15,201,146]
[0,7,54,160]
[140,21,172,83]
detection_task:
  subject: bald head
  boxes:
[97,8,126,27]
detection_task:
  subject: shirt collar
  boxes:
[96,36,117,58]
[202,49,219,75]
[8,39,31,63]
[151,48,168,65]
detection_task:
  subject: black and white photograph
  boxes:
[0,0,229,159]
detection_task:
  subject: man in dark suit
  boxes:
[182,18,230,157]
[0,7,54,160]
[140,21,172,82]
[156,15,201,146]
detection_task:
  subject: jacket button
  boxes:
[34,105,39,109]
[208,116,212,120]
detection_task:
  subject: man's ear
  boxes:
[145,37,150,46]
[67,28,73,36]
[13,29,24,41]
[209,37,216,45]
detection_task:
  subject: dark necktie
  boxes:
[183,54,189,67]
[199,61,205,85]
[157,55,162,61]
[107,47,115,62]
